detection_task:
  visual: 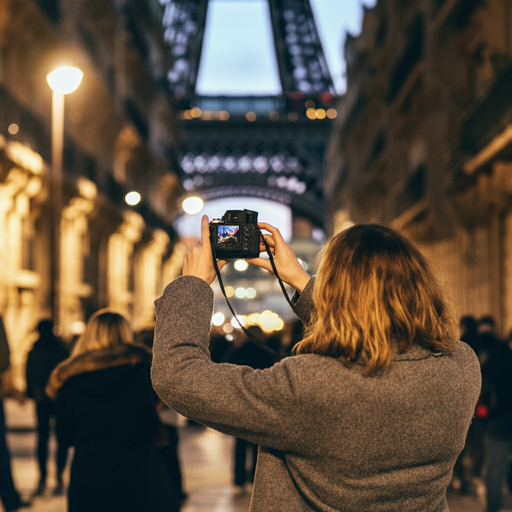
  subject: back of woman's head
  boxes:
[293,224,459,375]
[72,309,133,357]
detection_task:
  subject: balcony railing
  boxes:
[463,63,512,154]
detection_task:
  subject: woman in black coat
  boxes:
[46,310,178,512]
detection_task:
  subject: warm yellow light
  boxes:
[306,108,316,120]
[191,107,202,118]
[212,312,225,326]
[223,323,234,333]
[247,313,260,325]
[315,109,326,119]
[8,124,19,135]
[125,191,141,205]
[234,260,248,271]
[225,286,235,298]
[47,66,83,95]
[70,321,86,335]
[259,310,282,333]
[246,111,257,122]
[201,111,216,121]
[184,110,193,120]
[216,111,230,121]
[231,315,246,328]
[182,196,204,215]
[327,108,337,119]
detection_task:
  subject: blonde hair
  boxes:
[72,309,133,357]
[293,224,459,375]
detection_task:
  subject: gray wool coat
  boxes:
[151,276,481,512]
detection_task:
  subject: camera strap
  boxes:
[209,231,301,359]
[260,235,300,317]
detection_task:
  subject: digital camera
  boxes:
[209,209,260,259]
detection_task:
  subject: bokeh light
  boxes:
[223,323,234,333]
[182,196,204,214]
[234,260,249,271]
[245,287,257,298]
[212,312,225,326]
[125,191,141,206]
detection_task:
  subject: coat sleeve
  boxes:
[291,277,315,325]
[151,276,305,452]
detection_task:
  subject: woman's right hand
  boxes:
[246,222,311,293]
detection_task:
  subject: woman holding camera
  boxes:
[152,216,481,512]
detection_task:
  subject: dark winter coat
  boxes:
[152,276,482,512]
[480,342,512,440]
[46,343,178,512]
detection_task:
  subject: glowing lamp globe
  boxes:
[182,196,204,215]
[47,67,83,95]
[125,191,141,206]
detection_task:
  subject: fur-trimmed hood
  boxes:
[46,343,152,400]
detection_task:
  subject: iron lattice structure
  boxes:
[160,0,335,226]
[180,110,331,225]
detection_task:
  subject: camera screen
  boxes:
[217,225,240,248]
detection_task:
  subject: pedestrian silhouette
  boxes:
[25,319,69,496]
[0,316,31,511]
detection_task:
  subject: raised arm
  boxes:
[151,275,303,452]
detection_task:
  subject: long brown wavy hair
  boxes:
[293,224,459,375]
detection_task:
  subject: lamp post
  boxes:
[46,66,83,331]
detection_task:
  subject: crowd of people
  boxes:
[0,219,510,512]
[0,314,186,512]
[455,314,512,512]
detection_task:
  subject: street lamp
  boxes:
[47,66,83,331]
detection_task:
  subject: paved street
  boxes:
[3,399,511,512]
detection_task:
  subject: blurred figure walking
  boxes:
[479,332,512,512]
[46,309,180,512]
[25,319,69,496]
[136,326,188,505]
[0,317,31,511]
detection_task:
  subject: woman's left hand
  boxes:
[182,215,230,285]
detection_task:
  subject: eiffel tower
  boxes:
[161,0,336,226]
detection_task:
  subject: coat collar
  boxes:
[46,343,152,399]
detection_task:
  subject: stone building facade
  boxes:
[326,0,512,334]
[0,0,184,380]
